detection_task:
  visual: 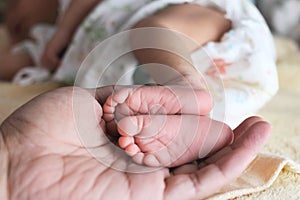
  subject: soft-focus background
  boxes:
[0,0,300,199]
[0,0,4,22]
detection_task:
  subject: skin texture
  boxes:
[0,86,271,200]
[103,86,233,167]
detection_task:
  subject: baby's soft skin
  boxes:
[103,86,233,167]
[0,86,271,200]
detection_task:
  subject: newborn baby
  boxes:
[1,0,278,128]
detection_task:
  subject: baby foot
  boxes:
[117,115,233,167]
[103,86,213,138]
[103,86,212,122]
[103,86,232,167]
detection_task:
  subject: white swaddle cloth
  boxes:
[12,0,278,127]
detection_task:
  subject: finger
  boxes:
[233,116,263,139]
[172,163,199,175]
[164,120,271,200]
[205,117,266,164]
[204,116,266,163]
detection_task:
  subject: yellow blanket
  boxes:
[0,36,300,199]
[0,82,63,122]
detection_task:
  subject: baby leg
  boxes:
[131,4,231,87]
[0,52,33,80]
[103,86,232,167]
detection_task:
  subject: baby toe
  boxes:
[112,88,133,104]
[143,154,162,167]
[118,136,134,149]
[117,116,144,137]
[132,153,144,165]
[125,144,141,156]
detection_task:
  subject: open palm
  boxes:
[0,87,271,200]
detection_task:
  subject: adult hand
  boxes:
[40,29,72,70]
[0,86,270,200]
